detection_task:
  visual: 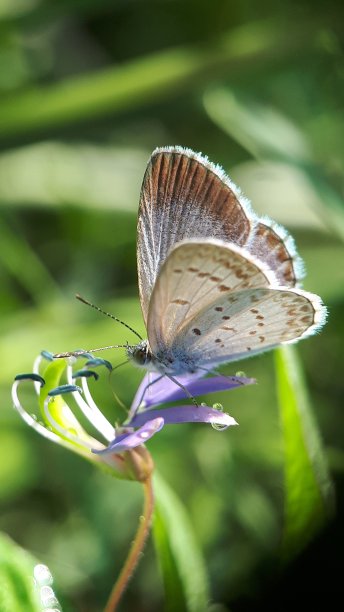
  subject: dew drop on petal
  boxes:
[39,585,60,609]
[211,422,229,431]
[212,402,224,411]
[34,564,53,586]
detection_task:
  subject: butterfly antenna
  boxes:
[54,344,130,359]
[75,294,143,340]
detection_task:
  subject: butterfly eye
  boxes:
[128,341,152,368]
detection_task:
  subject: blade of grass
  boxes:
[0,221,61,305]
[0,19,320,140]
[153,471,210,612]
[204,86,311,163]
[275,345,334,562]
[204,86,344,241]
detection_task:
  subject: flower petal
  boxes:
[130,372,254,411]
[93,417,165,454]
[128,405,237,428]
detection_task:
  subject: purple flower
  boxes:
[12,351,254,476]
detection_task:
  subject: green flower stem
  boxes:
[104,475,155,612]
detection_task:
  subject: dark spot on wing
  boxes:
[192,328,201,335]
[301,315,313,323]
[300,305,310,312]
[235,269,249,280]
[172,299,190,305]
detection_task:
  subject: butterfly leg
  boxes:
[164,374,199,407]
[127,373,166,420]
[197,366,246,386]
[109,360,131,411]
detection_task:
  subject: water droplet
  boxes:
[34,564,53,586]
[211,422,229,431]
[235,370,246,377]
[212,402,223,411]
[40,585,60,608]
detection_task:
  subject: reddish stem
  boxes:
[104,476,154,612]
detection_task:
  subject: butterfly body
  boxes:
[127,338,200,375]
[130,146,326,375]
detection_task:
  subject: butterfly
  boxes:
[126,146,326,375]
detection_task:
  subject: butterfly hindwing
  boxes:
[173,286,325,366]
[146,239,277,354]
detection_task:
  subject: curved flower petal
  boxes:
[66,365,115,441]
[94,417,165,455]
[128,405,237,428]
[130,371,202,412]
[131,371,254,412]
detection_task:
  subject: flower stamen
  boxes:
[66,364,115,441]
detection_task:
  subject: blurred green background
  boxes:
[0,1,343,610]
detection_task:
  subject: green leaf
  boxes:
[153,472,210,612]
[0,533,40,612]
[275,345,335,562]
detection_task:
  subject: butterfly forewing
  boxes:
[137,147,254,323]
[146,240,277,353]
[173,286,326,366]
